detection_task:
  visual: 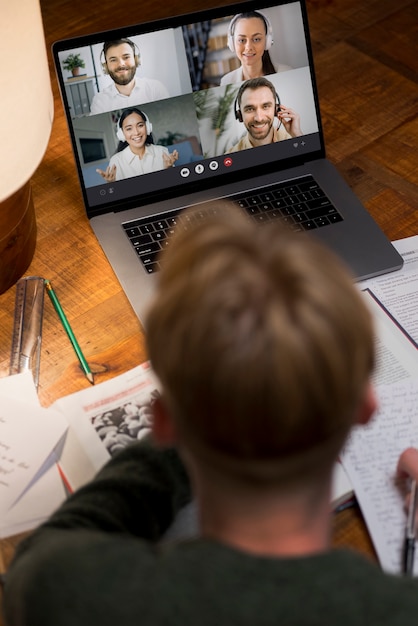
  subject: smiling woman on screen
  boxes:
[221,11,291,86]
[96,108,178,182]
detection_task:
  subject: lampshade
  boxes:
[0,0,53,293]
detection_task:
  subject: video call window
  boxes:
[55,1,320,201]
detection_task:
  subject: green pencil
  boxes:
[44,279,94,384]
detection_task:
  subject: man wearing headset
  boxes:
[226,76,302,153]
[90,38,169,115]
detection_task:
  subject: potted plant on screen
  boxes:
[63,53,86,77]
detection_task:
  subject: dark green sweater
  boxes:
[4,441,418,626]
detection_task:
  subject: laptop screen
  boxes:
[53,0,323,217]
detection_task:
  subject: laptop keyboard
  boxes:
[122,175,343,274]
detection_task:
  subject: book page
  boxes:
[366,289,418,387]
[360,235,418,345]
[52,362,160,491]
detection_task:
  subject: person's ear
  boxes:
[152,396,178,446]
[356,382,378,426]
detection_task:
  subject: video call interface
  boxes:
[55,0,320,209]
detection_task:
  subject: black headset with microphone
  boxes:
[234,82,281,123]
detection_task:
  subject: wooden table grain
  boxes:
[0,0,417,618]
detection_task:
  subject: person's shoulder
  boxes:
[220,73,231,86]
[227,134,250,152]
[110,147,125,161]
[274,64,293,73]
[92,83,115,101]
[154,143,169,152]
[90,84,115,113]
[221,68,242,86]
[138,76,169,96]
[3,529,162,626]
[110,146,132,169]
[274,126,292,141]
[324,549,418,619]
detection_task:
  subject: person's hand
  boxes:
[398,448,418,483]
[397,447,418,512]
[278,105,303,138]
[163,149,179,168]
[96,164,117,182]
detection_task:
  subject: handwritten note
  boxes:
[342,380,418,574]
[0,393,68,515]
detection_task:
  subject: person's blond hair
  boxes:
[146,205,374,485]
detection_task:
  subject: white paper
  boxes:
[331,285,418,512]
[342,380,418,574]
[0,396,68,516]
[0,462,66,538]
[0,371,40,406]
[340,284,418,574]
[0,373,67,537]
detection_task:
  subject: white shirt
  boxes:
[108,144,170,180]
[90,78,169,115]
[220,65,292,86]
[226,126,291,153]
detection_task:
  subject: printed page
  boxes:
[360,235,418,345]
[365,290,418,387]
[52,361,160,491]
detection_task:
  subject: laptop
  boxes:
[53,0,403,325]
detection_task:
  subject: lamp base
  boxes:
[0,181,37,295]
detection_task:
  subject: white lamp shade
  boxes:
[0,0,54,202]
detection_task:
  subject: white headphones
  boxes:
[116,109,153,142]
[227,11,274,52]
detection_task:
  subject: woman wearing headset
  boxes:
[97,108,178,182]
[220,11,291,86]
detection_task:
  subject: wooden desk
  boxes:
[0,0,417,610]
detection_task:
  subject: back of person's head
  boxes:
[146,206,375,486]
